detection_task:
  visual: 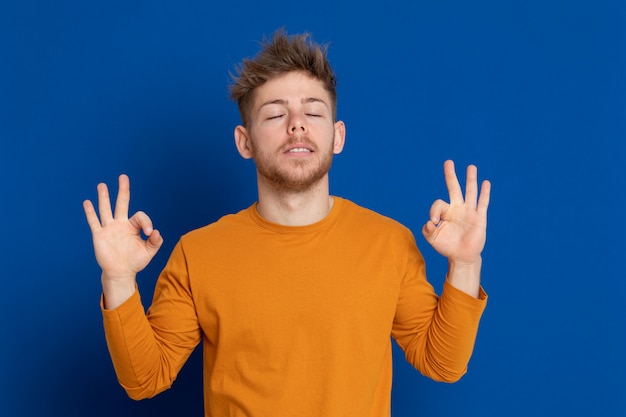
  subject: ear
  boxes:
[234,125,253,159]
[332,120,346,154]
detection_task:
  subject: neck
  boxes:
[256,176,334,226]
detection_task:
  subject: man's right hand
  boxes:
[83,174,163,309]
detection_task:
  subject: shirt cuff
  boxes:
[442,279,488,306]
[100,287,144,321]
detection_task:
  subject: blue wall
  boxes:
[1,1,624,416]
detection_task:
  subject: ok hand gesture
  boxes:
[83,175,163,308]
[422,160,491,266]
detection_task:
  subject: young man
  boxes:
[83,30,491,416]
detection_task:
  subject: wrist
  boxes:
[446,256,482,298]
[101,273,137,310]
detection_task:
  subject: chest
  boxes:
[187,232,402,348]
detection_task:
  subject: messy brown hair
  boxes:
[229,28,337,127]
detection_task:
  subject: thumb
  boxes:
[422,220,437,243]
[146,229,164,254]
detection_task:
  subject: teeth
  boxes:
[288,148,311,153]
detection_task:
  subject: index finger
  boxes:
[443,160,464,204]
[114,174,131,220]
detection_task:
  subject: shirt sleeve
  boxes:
[391,233,487,383]
[101,241,202,399]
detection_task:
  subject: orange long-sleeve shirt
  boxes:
[102,197,487,416]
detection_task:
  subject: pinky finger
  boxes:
[83,200,102,231]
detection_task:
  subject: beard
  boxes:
[250,135,335,193]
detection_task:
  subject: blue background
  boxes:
[1,1,624,416]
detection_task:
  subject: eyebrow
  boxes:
[258,97,329,110]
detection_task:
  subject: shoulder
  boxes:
[337,197,408,228]
[336,197,414,240]
[179,205,254,247]
[335,198,424,270]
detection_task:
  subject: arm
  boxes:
[422,160,491,297]
[392,161,490,382]
[84,175,200,398]
[392,236,487,383]
[102,241,201,399]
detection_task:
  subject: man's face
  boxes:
[236,71,345,192]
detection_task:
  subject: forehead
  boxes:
[252,71,330,109]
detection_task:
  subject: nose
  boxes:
[288,114,306,134]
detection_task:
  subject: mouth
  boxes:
[283,140,315,154]
[287,147,313,153]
